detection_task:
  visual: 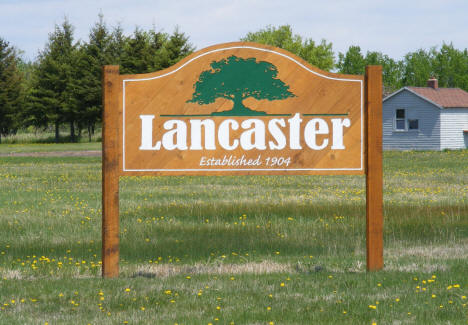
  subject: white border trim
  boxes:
[122,46,364,173]
[124,168,363,172]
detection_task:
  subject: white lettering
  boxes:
[268,119,286,150]
[190,119,216,150]
[139,115,161,150]
[304,118,329,150]
[331,118,351,149]
[138,113,352,152]
[218,119,239,150]
[288,113,302,149]
[240,119,266,150]
[162,120,188,150]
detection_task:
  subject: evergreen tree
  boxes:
[161,27,194,68]
[119,26,193,74]
[71,17,193,141]
[0,37,23,143]
[75,14,113,141]
[241,25,334,71]
[120,27,165,74]
[108,23,126,65]
[28,18,79,142]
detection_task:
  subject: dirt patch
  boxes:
[134,261,292,278]
[0,150,101,157]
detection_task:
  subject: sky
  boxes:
[1,0,468,62]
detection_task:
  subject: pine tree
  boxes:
[75,14,113,141]
[108,23,126,65]
[120,27,165,74]
[28,18,78,142]
[161,27,194,68]
[120,26,193,74]
[0,37,23,144]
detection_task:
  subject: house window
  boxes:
[408,119,419,130]
[395,109,406,130]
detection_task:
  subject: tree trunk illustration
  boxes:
[212,94,266,116]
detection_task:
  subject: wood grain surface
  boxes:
[102,66,120,278]
[365,65,384,271]
[119,42,364,175]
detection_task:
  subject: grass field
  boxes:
[0,146,467,324]
[0,142,101,154]
[0,128,101,145]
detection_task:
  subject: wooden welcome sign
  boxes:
[102,42,383,277]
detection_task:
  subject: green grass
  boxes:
[0,128,101,144]
[0,142,101,154]
[0,147,467,324]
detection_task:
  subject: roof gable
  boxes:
[384,86,468,109]
[383,87,443,109]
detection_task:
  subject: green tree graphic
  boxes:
[187,55,295,116]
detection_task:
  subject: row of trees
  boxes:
[336,43,468,95]
[1,22,468,142]
[244,26,468,96]
[0,15,193,143]
[0,38,23,143]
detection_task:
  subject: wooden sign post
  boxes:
[101,42,383,277]
[365,66,383,271]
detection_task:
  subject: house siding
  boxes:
[383,89,441,150]
[440,108,468,149]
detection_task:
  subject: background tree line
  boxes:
[1,22,468,143]
[0,15,193,143]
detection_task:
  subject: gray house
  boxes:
[383,78,468,150]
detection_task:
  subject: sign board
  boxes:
[102,42,383,277]
[121,45,363,174]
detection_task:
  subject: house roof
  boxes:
[384,86,468,108]
[407,87,468,108]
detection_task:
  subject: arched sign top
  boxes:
[119,42,365,175]
[122,42,362,83]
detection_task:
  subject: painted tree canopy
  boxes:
[187,55,295,116]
